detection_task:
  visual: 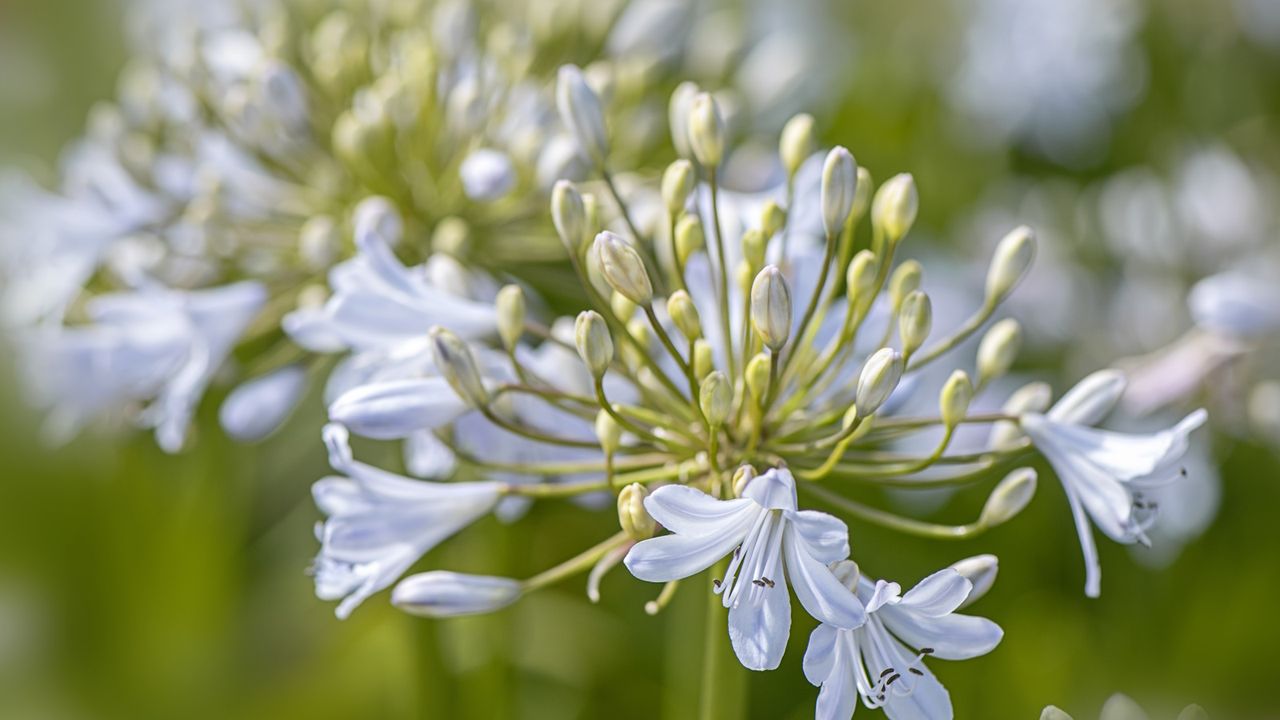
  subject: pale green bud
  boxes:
[611,292,637,322]
[898,290,932,357]
[431,217,469,257]
[574,311,614,379]
[889,260,923,312]
[1041,707,1074,720]
[617,483,656,540]
[556,64,608,164]
[551,180,586,254]
[1177,705,1209,720]
[850,167,873,223]
[688,92,725,168]
[831,559,860,591]
[299,215,340,271]
[595,409,622,455]
[661,159,695,216]
[779,113,815,179]
[939,370,974,429]
[745,353,771,400]
[692,339,713,381]
[626,317,651,347]
[855,348,904,417]
[760,200,786,238]
[977,319,1022,386]
[1101,694,1151,720]
[741,229,766,270]
[675,214,704,265]
[872,173,918,244]
[667,290,701,341]
[668,81,700,159]
[731,465,757,497]
[699,371,732,427]
[594,231,653,305]
[949,555,998,608]
[495,285,526,352]
[429,326,489,407]
[981,468,1037,526]
[736,260,754,300]
[582,193,602,240]
[750,266,792,351]
[821,146,858,238]
[985,225,1036,305]
[846,250,878,310]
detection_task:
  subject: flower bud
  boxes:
[1041,708,1074,720]
[985,225,1035,305]
[429,326,489,407]
[688,92,725,168]
[855,349,904,417]
[980,468,1037,527]
[821,146,858,238]
[668,81,700,159]
[617,483,656,540]
[1101,695,1150,720]
[889,260,923,312]
[732,465,757,497]
[745,353,771,401]
[611,292,637,322]
[496,285,526,352]
[977,318,1022,386]
[750,266,792,351]
[582,192,602,238]
[898,290,932,357]
[661,159,695,216]
[871,173,918,244]
[595,409,621,455]
[831,559,860,591]
[674,214,704,265]
[556,64,608,164]
[1177,706,1209,720]
[667,289,701,341]
[574,311,614,379]
[940,370,974,429]
[699,371,732,427]
[392,571,522,618]
[949,555,998,608]
[551,180,586,254]
[594,231,653,305]
[850,167,873,222]
[846,250,878,310]
[741,229,766,269]
[692,339,713,381]
[779,113,815,178]
[752,207,782,247]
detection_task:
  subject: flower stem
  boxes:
[698,560,745,720]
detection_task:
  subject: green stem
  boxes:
[522,532,631,591]
[802,484,988,539]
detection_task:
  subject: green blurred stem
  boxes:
[522,532,631,592]
[707,169,737,380]
[802,484,987,539]
[699,559,745,720]
[907,300,997,370]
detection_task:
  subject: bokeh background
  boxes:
[2,0,1279,718]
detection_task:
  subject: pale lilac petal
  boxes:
[787,509,851,564]
[803,624,840,686]
[899,569,972,617]
[623,511,755,582]
[878,608,1004,660]
[642,484,757,535]
[1047,369,1127,426]
[742,467,799,511]
[727,568,792,671]
[785,526,866,629]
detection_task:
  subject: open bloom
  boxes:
[803,565,1003,720]
[311,424,503,619]
[1021,370,1208,597]
[624,468,866,670]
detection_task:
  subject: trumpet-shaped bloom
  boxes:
[312,424,503,619]
[624,468,866,670]
[392,571,523,618]
[1021,370,1208,597]
[803,567,1003,720]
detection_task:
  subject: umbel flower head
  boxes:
[307,79,1209,716]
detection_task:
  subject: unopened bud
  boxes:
[675,214,704,265]
[831,559,860,591]
[1177,705,1209,720]
[611,292,637,322]
[889,260,923,312]
[688,92,725,168]
[582,193,602,239]
[745,353,771,401]
[668,81,700,159]
[846,250,878,310]
[574,311,614,378]
[551,180,586,254]
[496,285,526,352]
[692,338,713,380]
[850,167,873,222]
[760,201,786,238]
[779,113,815,178]
[617,483,656,540]
[855,348,904,417]
[667,290,701,341]
[985,225,1035,304]
[949,555,998,608]
[741,229,766,269]
[699,371,732,426]
[732,466,757,497]
[661,159,695,216]
[594,231,653,305]
[981,468,1037,526]
[898,290,932,357]
[392,572,522,618]
[1041,707,1074,720]
[821,146,858,238]
[556,64,608,164]
[939,370,974,429]
[872,173,918,244]
[977,319,1022,386]
[595,409,622,454]
[429,327,489,407]
[750,266,792,351]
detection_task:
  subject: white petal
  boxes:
[787,509,851,564]
[864,580,902,613]
[218,365,307,441]
[643,484,757,535]
[404,430,458,478]
[1048,369,1127,426]
[329,378,468,439]
[743,467,799,511]
[727,567,792,671]
[899,569,972,617]
[878,608,1004,660]
[785,526,866,629]
[882,658,952,720]
[803,624,841,686]
[814,649,858,720]
[623,511,755,582]
[1099,694,1151,720]
[391,571,522,617]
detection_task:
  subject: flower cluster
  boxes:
[305,75,1207,717]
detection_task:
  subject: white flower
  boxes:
[218,364,307,442]
[328,377,469,440]
[1021,370,1209,597]
[803,566,1003,720]
[624,467,866,671]
[312,424,504,619]
[391,571,522,618]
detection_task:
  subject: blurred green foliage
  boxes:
[2,0,1279,718]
